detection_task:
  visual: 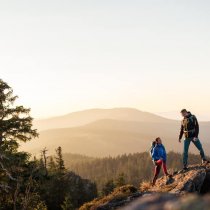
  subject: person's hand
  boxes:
[193,137,198,142]
[179,139,181,143]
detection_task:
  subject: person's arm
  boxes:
[194,116,199,138]
[179,122,184,141]
[162,145,167,162]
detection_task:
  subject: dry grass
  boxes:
[157,183,177,193]
[140,181,152,192]
[79,185,138,210]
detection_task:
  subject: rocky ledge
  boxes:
[120,193,210,210]
[149,164,210,195]
[80,164,210,210]
[120,164,210,210]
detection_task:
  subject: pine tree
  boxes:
[48,156,56,173]
[0,79,39,207]
[102,179,115,196]
[0,79,38,150]
[61,194,74,210]
[55,146,65,172]
[41,147,48,176]
[115,173,126,187]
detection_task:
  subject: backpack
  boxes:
[150,141,156,157]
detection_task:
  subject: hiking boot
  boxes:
[165,174,173,185]
[202,159,210,165]
[183,166,188,171]
[152,176,158,186]
[167,174,173,178]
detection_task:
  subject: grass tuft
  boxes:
[79,185,138,210]
[140,181,152,192]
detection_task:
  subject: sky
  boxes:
[1,0,210,120]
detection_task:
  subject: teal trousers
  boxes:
[183,138,205,166]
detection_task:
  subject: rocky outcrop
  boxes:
[120,193,210,210]
[149,164,209,195]
[119,164,210,210]
[79,185,141,210]
[97,192,142,210]
[80,164,210,210]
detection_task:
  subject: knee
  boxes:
[183,151,187,156]
[159,159,163,164]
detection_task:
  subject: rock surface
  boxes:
[149,164,208,195]
[80,164,210,210]
[97,192,142,210]
[119,164,210,210]
[120,194,210,210]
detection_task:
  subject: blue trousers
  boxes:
[183,138,205,166]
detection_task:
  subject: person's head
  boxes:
[151,141,156,148]
[181,109,189,118]
[155,137,162,144]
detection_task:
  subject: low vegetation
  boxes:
[79,185,138,210]
[140,181,152,192]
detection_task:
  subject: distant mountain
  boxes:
[22,117,210,157]
[157,111,210,121]
[34,108,172,131]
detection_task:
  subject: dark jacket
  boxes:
[151,144,167,162]
[179,112,199,139]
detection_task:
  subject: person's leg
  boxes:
[162,161,169,176]
[192,138,206,161]
[183,138,191,167]
[152,161,161,186]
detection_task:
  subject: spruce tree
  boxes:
[0,79,40,207]
[115,173,126,187]
[61,194,74,210]
[48,156,56,173]
[0,79,38,151]
[55,146,65,172]
[102,179,115,196]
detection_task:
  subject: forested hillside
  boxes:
[0,79,97,209]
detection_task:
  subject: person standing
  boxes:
[179,109,208,170]
[151,137,171,186]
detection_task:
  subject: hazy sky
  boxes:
[1,0,210,119]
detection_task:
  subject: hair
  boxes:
[151,141,156,147]
[155,137,160,142]
[181,109,187,113]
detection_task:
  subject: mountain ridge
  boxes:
[22,118,210,157]
[34,108,175,131]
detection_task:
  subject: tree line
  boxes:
[66,151,203,194]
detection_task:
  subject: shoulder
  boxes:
[191,115,198,121]
[161,145,166,150]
